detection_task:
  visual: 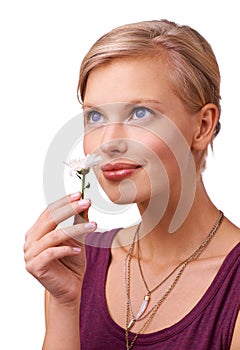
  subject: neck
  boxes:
[136,180,221,263]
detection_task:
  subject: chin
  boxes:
[102,182,151,205]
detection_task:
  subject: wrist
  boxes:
[48,293,81,310]
[44,293,81,349]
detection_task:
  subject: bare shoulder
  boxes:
[231,311,240,350]
[223,218,240,349]
[217,216,240,255]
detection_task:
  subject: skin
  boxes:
[24,193,94,349]
[24,56,240,349]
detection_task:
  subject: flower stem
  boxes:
[81,174,86,222]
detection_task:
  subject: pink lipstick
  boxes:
[101,162,142,181]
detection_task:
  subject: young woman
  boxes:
[24,20,240,349]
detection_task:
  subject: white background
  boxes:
[0,1,239,349]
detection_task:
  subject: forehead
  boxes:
[83,57,173,106]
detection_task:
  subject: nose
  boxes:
[100,122,128,156]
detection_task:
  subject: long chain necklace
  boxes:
[125,211,224,350]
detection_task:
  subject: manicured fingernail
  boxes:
[84,222,96,231]
[70,192,81,200]
[79,199,90,208]
[73,247,81,253]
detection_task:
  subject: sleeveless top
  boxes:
[80,229,240,349]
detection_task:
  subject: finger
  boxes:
[25,245,82,279]
[26,192,81,236]
[25,221,97,261]
[47,199,90,226]
[48,192,82,211]
[25,198,91,245]
[73,205,90,224]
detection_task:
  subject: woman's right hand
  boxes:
[24,192,96,306]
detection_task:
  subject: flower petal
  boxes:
[64,153,102,176]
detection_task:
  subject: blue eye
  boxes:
[90,111,102,122]
[132,107,152,120]
[86,110,104,124]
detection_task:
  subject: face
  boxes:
[83,57,197,209]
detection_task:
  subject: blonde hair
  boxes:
[77,20,221,166]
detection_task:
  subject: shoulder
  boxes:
[215,216,240,258]
[224,223,240,350]
[85,228,121,248]
[82,229,121,285]
[231,311,240,350]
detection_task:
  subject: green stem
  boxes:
[81,174,86,222]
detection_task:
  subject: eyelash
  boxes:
[131,106,154,121]
[84,106,155,126]
[85,110,104,124]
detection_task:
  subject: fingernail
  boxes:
[79,199,90,208]
[70,192,81,200]
[84,222,96,231]
[73,247,81,253]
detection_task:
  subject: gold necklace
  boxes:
[125,211,224,350]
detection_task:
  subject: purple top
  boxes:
[80,229,240,349]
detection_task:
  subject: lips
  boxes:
[101,162,142,181]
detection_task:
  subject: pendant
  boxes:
[127,318,136,330]
[127,294,151,330]
[136,294,151,319]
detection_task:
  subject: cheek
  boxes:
[83,128,102,154]
[143,134,173,166]
[83,136,93,155]
[144,135,181,187]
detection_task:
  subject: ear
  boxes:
[192,103,219,151]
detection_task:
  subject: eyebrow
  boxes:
[128,99,164,108]
[82,99,163,109]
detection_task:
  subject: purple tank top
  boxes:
[80,229,240,349]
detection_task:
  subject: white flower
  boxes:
[65,153,102,176]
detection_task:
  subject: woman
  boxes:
[24,20,240,349]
